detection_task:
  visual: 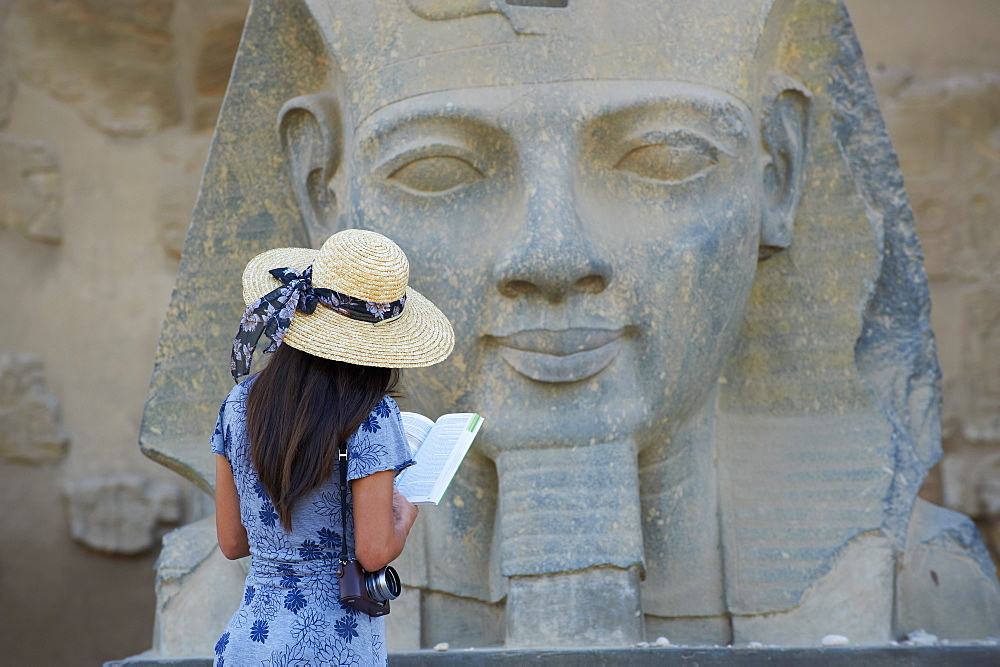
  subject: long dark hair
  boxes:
[246,343,400,531]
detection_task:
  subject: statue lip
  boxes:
[490,328,624,383]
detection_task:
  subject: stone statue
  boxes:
[141,0,1000,654]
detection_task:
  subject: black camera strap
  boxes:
[333,434,397,617]
[338,440,349,565]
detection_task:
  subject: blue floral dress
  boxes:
[211,378,414,666]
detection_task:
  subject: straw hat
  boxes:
[240,229,454,368]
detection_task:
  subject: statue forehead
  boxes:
[304,0,776,118]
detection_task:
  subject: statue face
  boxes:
[343,81,762,451]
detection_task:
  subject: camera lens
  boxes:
[365,566,401,602]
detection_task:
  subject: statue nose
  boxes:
[493,183,612,303]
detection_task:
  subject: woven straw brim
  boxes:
[242,247,454,368]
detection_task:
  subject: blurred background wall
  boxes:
[0,1,996,663]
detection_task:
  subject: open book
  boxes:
[395,412,484,505]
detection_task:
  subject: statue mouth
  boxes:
[490,328,624,383]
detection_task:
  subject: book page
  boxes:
[399,411,434,457]
[396,413,482,504]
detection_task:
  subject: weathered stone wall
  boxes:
[847,0,1000,570]
[0,0,996,663]
[0,1,250,663]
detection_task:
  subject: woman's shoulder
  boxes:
[377,395,399,414]
[363,395,400,424]
[216,376,256,423]
[225,375,257,402]
[348,394,412,478]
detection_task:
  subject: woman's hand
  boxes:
[392,487,419,535]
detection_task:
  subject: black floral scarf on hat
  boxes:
[231,266,406,381]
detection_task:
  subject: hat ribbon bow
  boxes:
[231,265,407,382]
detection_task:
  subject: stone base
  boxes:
[107,645,1000,666]
[505,567,644,647]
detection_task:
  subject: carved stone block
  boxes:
[155,132,214,260]
[8,0,180,136]
[0,134,61,243]
[149,516,246,658]
[899,499,1000,640]
[941,445,1000,521]
[62,475,183,555]
[878,75,1000,284]
[0,1,15,129]
[190,12,247,132]
[963,289,1000,442]
[0,352,68,463]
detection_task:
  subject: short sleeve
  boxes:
[209,379,252,460]
[346,396,415,481]
[210,400,227,457]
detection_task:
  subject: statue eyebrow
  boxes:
[505,0,569,5]
[595,98,749,140]
[628,128,730,158]
[358,107,499,153]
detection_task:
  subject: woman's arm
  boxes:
[215,453,250,560]
[352,470,418,571]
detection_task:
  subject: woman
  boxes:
[211,229,454,665]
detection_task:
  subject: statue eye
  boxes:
[614,135,718,184]
[387,155,484,195]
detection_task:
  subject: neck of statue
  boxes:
[493,437,644,577]
[491,386,725,646]
[493,436,645,646]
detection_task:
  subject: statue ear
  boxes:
[759,75,811,259]
[278,94,342,246]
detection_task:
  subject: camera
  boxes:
[338,558,401,617]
